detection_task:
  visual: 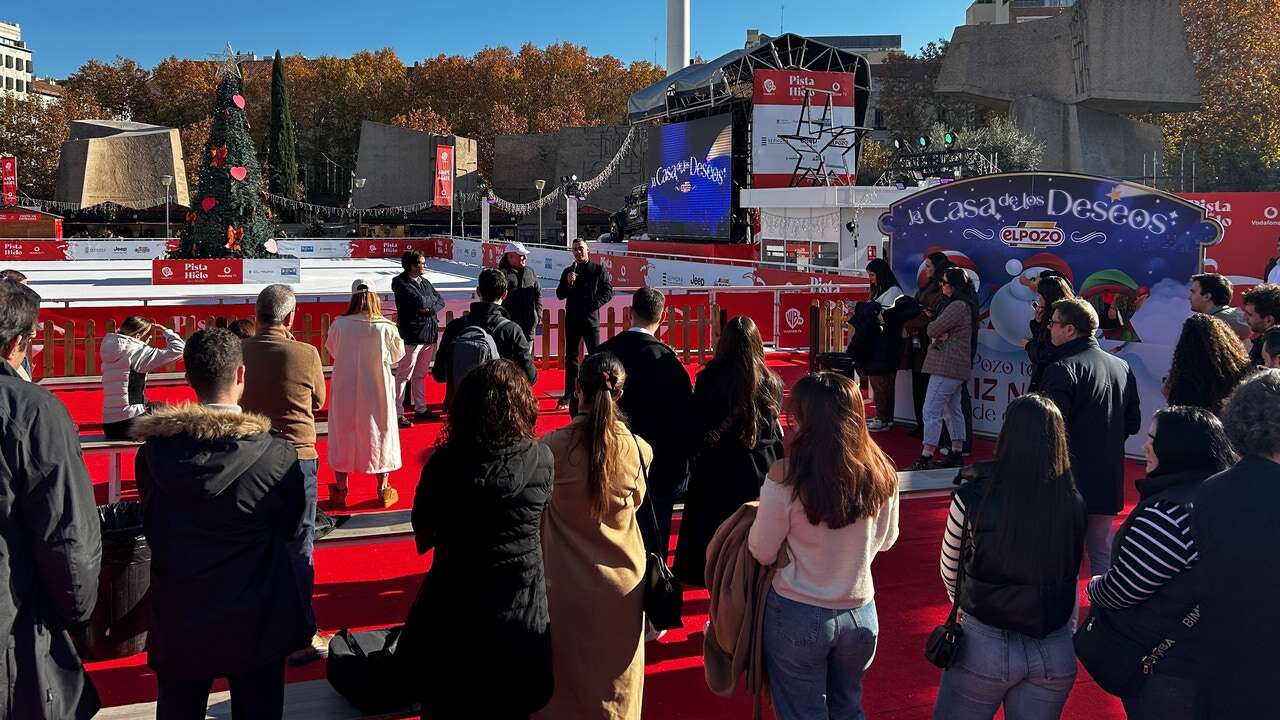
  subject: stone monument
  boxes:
[55,120,190,208]
[936,0,1201,177]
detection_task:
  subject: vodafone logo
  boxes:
[832,81,841,92]
[1266,206,1279,220]
[440,150,450,163]
[763,78,777,94]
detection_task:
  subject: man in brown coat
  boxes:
[241,283,327,663]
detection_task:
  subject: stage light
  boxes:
[570,174,578,182]
[892,137,907,152]
[943,131,957,147]
[845,220,857,234]
[560,175,570,184]
[917,135,931,149]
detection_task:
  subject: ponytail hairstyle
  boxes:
[575,352,630,521]
[119,316,154,339]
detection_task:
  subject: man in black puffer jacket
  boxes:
[498,241,542,340]
[134,329,312,719]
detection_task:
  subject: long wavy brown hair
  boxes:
[704,316,781,448]
[1165,313,1253,415]
[784,373,898,528]
[572,352,631,522]
[439,359,539,455]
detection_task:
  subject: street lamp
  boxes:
[160,175,173,240]
[535,179,546,244]
[353,177,367,235]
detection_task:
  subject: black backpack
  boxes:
[441,317,514,406]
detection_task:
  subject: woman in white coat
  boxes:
[101,316,185,439]
[326,279,406,508]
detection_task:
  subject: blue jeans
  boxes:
[933,614,1076,720]
[763,588,878,720]
[924,375,967,450]
[1084,514,1115,575]
[290,459,319,630]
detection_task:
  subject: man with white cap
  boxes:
[498,240,542,341]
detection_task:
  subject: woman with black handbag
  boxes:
[747,372,900,720]
[1079,406,1235,718]
[933,394,1085,720]
[536,352,651,720]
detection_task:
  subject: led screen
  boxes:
[646,113,733,239]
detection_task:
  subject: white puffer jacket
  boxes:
[100,328,185,424]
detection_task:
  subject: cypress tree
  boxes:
[267,50,299,202]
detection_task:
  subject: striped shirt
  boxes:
[939,493,968,601]
[1086,500,1198,609]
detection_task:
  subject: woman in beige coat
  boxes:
[325,279,406,508]
[537,352,652,720]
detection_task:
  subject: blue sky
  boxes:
[19,0,973,78]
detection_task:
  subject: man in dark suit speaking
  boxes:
[556,238,613,410]
[596,287,692,561]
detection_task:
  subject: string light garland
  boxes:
[18,125,641,221]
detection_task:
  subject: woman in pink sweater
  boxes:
[748,372,901,720]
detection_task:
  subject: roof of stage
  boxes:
[627,33,871,124]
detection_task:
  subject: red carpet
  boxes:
[68,353,1127,717]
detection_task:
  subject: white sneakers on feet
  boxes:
[867,418,892,432]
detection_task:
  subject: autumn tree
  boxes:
[62,56,150,121]
[1153,0,1280,191]
[391,107,451,135]
[0,90,105,197]
[878,40,978,138]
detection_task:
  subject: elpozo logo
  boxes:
[1000,221,1065,249]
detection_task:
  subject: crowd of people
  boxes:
[0,249,1278,720]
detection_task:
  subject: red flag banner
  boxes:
[434,144,454,208]
[1,155,17,207]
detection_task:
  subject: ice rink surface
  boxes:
[10,259,482,306]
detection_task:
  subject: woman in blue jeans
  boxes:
[748,372,901,720]
[934,394,1086,720]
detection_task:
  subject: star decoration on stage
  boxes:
[777,87,859,187]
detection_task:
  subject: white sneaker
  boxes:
[867,418,891,432]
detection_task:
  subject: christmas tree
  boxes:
[177,53,274,259]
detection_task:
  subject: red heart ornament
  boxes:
[201,197,217,212]
[229,166,248,181]
[232,94,246,109]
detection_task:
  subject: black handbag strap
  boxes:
[627,430,661,538]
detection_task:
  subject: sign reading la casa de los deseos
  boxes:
[879,172,1224,451]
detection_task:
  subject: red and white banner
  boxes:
[1,155,17,207]
[151,259,301,285]
[1180,192,1280,297]
[434,145,454,208]
[153,259,243,285]
[751,70,857,188]
[1,240,68,260]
